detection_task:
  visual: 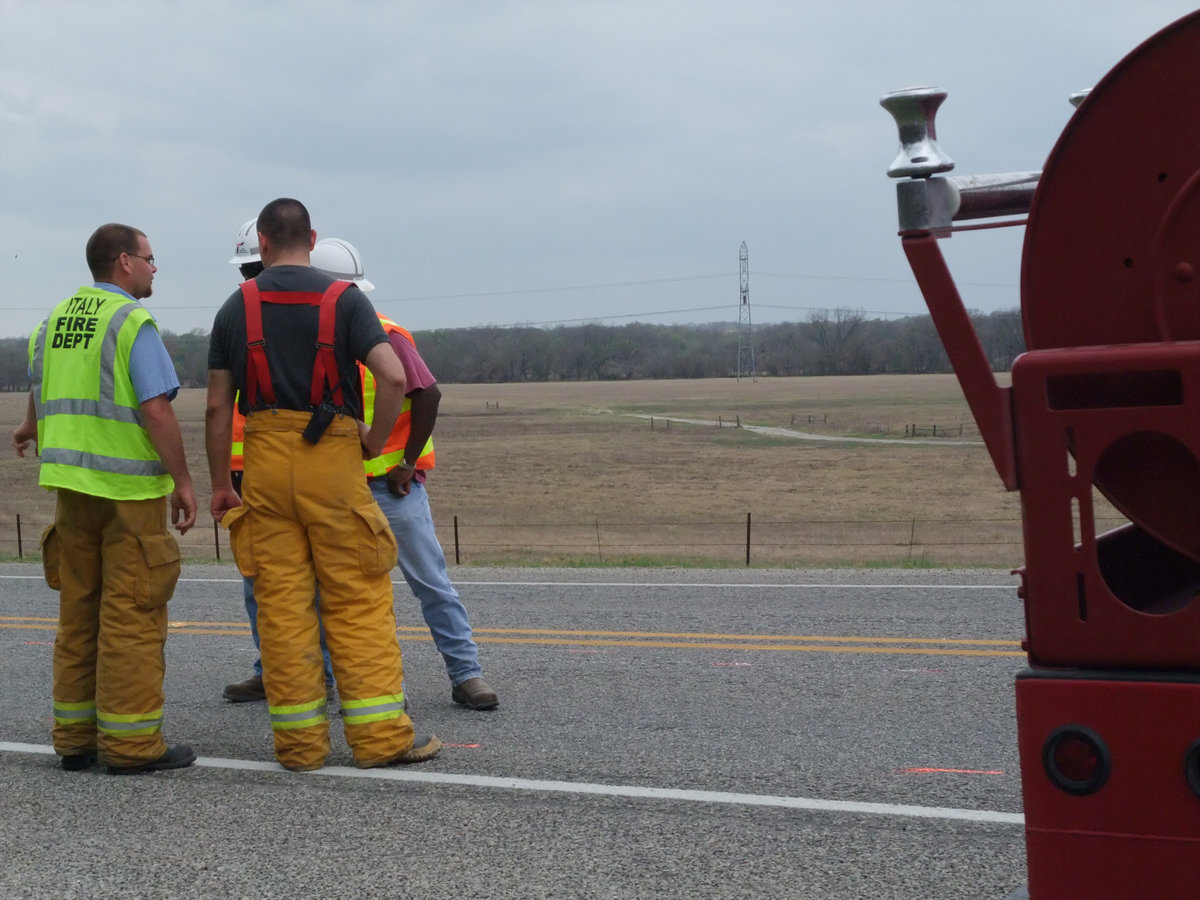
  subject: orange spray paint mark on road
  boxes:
[896,767,1005,775]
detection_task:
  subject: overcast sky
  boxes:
[2,1,1196,339]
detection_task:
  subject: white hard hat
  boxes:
[311,237,374,291]
[229,218,260,265]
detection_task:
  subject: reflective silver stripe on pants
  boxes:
[97,714,164,732]
[53,706,97,721]
[269,704,328,728]
[341,699,407,722]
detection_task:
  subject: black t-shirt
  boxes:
[207,265,388,418]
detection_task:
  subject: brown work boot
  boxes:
[451,677,499,710]
[223,673,266,703]
[356,734,442,768]
[388,734,442,765]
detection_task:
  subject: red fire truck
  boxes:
[882,11,1200,898]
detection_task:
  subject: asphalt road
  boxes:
[0,563,1029,899]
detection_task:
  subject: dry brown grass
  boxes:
[0,374,1065,567]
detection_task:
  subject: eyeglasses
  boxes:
[113,252,156,266]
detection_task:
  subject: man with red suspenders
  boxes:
[205,198,439,771]
[221,230,498,711]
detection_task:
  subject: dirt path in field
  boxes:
[619,413,981,446]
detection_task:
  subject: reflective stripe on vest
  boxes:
[53,700,97,726]
[269,697,328,731]
[31,288,172,500]
[360,315,435,478]
[97,707,164,737]
[230,393,245,472]
[339,692,406,726]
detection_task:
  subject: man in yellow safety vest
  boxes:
[12,223,197,775]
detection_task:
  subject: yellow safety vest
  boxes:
[31,287,172,499]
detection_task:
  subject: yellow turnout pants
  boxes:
[47,490,180,767]
[225,409,413,771]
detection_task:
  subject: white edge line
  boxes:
[0,574,1016,590]
[0,741,1023,827]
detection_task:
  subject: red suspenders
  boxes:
[240,280,353,409]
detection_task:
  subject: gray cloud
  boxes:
[1,0,1196,338]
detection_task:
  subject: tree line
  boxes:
[0,309,1024,391]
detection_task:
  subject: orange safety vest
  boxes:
[231,400,245,472]
[360,314,435,478]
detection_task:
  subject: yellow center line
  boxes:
[3,619,1023,656]
[451,627,1019,647]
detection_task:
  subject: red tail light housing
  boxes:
[1043,726,1110,795]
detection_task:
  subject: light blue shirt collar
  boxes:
[93,281,135,301]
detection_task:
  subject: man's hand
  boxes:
[13,392,37,457]
[172,480,198,534]
[211,486,242,524]
[386,466,413,497]
[358,419,385,459]
[12,424,36,458]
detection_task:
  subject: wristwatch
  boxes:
[397,459,416,471]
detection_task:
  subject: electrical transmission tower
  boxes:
[736,241,756,382]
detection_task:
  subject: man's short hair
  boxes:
[85,224,146,280]
[257,198,312,252]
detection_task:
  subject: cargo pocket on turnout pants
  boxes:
[40,525,61,591]
[354,503,398,575]
[136,532,181,610]
[221,504,257,578]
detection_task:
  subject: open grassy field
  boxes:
[0,374,1124,567]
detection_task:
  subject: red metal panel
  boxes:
[1012,343,1200,668]
[1016,673,1200,897]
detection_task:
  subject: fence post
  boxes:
[17,514,22,560]
[454,515,461,565]
[595,519,604,564]
[908,518,917,560]
[745,512,752,567]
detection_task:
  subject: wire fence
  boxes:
[0,511,1133,568]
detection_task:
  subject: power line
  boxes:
[469,305,736,329]
[388,272,732,304]
[756,271,1018,289]
[754,302,928,318]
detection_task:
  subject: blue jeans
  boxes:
[369,478,481,685]
[244,575,334,685]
